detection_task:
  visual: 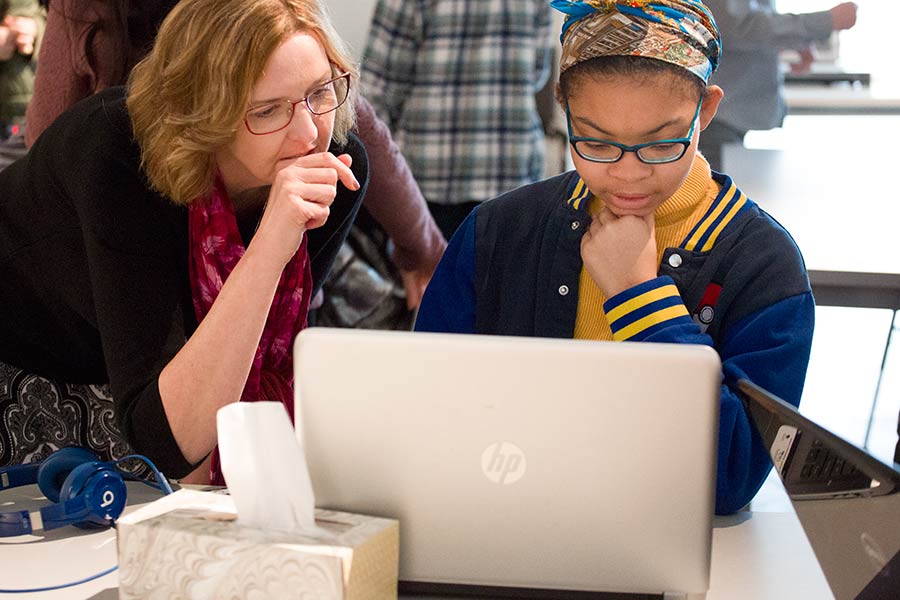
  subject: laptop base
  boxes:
[400,581,666,599]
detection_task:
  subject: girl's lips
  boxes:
[610,194,650,204]
[605,194,656,216]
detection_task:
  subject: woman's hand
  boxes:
[0,22,16,61]
[580,207,658,298]
[788,46,815,75]
[829,2,857,31]
[400,266,432,310]
[178,454,213,485]
[251,152,360,267]
[7,16,37,56]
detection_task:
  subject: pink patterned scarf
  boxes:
[188,178,312,486]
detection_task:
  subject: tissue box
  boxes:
[117,491,399,599]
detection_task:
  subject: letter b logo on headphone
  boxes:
[100,489,117,509]
[0,447,128,536]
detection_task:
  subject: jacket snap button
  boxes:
[668,254,683,268]
[558,285,570,296]
[571,221,580,230]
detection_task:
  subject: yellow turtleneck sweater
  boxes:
[574,156,722,341]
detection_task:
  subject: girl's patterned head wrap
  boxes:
[551,0,721,83]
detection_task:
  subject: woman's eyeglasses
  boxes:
[244,71,351,136]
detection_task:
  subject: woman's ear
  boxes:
[699,85,724,130]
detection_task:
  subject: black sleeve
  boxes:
[18,89,197,477]
[74,93,197,477]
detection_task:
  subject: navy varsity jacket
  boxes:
[416,170,815,515]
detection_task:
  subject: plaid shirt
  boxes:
[361,0,553,206]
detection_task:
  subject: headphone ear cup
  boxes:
[37,447,101,503]
[59,462,127,529]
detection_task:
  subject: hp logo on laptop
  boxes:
[481,442,527,485]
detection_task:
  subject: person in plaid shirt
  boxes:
[361,0,553,239]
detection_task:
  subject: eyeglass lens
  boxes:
[575,141,687,163]
[245,75,349,134]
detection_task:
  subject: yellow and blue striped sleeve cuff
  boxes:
[603,277,692,342]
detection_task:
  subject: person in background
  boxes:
[25,0,177,149]
[895,412,899,466]
[416,0,815,515]
[699,0,857,171]
[0,0,43,169]
[1,0,366,485]
[353,93,444,308]
[361,0,554,239]
[26,0,445,309]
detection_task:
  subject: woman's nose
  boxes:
[286,104,319,144]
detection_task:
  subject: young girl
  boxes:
[415,0,815,515]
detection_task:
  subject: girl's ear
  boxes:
[554,80,567,108]
[699,85,725,130]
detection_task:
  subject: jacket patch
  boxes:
[693,283,722,333]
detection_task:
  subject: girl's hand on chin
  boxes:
[580,207,658,298]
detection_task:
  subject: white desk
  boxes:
[785,83,900,115]
[724,115,900,309]
[0,483,157,599]
[724,132,900,307]
[723,114,900,278]
[0,484,833,600]
[724,117,900,311]
[724,116,900,449]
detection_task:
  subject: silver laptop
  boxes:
[294,329,722,598]
[739,380,900,600]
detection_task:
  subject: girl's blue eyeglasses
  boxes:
[566,97,703,165]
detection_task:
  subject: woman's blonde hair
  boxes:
[127,0,357,205]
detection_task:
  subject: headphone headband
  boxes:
[0,463,39,491]
[0,448,171,536]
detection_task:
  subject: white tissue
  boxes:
[216,402,321,534]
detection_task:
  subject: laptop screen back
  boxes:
[295,329,722,596]
[739,379,900,600]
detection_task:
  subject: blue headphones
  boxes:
[0,447,173,537]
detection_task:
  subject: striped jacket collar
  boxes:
[563,171,752,253]
[681,172,750,252]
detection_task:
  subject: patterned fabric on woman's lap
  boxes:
[0,361,138,470]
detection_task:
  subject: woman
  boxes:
[1,0,365,484]
[26,0,446,307]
